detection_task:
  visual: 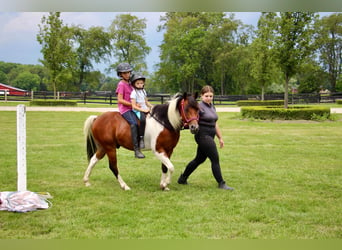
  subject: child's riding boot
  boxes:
[139,136,145,149]
[130,124,145,158]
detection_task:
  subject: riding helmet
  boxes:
[116,63,133,76]
[130,72,146,83]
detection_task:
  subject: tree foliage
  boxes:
[273,12,317,108]
[157,12,252,94]
[109,14,151,73]
[37,12,74,98]
[250,12,278,100]
[314,13,342,92]
[1,12,340,97]
[69,25,112,90]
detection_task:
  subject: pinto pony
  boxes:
[83,93,199,191]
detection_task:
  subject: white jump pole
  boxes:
[17,104,27,191]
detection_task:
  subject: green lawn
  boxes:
[0,111,341,239]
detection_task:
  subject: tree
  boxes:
[0,71,7,83]
[109,14,151,72]
[315,13,342,92]
[13,71,40,91]
[37,12,74,98]
[158,12,230,93]
[297,60,328,93]
[157,12,254,94]
[250,12,278,100]
[69,26,112,90]
[204,13,243,95]
[274,12,317,108]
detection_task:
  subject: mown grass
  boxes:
[0,111,341,239]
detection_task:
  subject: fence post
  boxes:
[83,92,87,104]
[17,104,27,191]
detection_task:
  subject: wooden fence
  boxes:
[1,91,342,105]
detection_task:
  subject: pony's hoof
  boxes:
[160,184,170,191]
[84,182,91,187]
[122,185,131,191]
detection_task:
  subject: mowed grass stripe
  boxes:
[0,111,341,239]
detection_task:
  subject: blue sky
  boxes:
[0,12,265,74]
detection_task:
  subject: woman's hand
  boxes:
[218,138,224,148]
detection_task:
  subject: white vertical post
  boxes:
[17,104,27,191]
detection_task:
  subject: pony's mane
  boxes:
[150,93,183,131]
[167,93,183,130]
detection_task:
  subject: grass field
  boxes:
[0,111,341,239]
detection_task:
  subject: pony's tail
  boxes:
[84,115,98,162]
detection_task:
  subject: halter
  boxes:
[180,99,199,127]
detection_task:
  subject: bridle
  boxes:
[180,99,199,127]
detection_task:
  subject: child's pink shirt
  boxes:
[115,80,133,114]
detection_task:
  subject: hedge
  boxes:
[30,100,77,106]
[336,99,342,105]
[241,106,331,120]
[236,100,283,106]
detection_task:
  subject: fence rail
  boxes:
[1,91,342,105]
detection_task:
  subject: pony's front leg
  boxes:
[155,152,174,191]
[160,169,171,191]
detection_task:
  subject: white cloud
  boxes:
[0,12,46,45]
[60,12,113,28]
[2,12,45,33]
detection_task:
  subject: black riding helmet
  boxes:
[116,63,133,76]
[130,72,146,84]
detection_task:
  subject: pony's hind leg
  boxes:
[117,175,131,191]
[83,150,105,187]
[106,149,131,191]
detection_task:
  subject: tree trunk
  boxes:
[220,70,224,95]
[284,75,289,109]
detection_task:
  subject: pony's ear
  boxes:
[182,92,188,99]
[194,92,198,100]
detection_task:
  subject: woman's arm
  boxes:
[215,122,224,148]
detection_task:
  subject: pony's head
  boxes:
[168,92,199,134]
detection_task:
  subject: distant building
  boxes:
[0,83,28,96]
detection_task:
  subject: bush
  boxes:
[241,106,331,120]
[236,100,283,107]
[30,100,77,106]
[336,99,342,105]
